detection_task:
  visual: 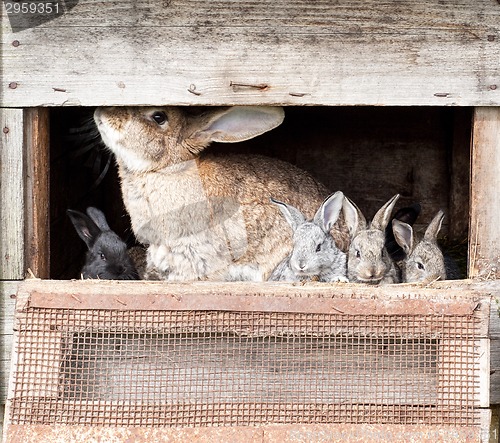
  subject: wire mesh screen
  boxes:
[9,307,481,427]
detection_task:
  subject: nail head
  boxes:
[490,85,498,90]
[3,127,9,134]
[9,82,18,89]
[12,40,20,47]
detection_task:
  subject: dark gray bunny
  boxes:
[67,207,140,280]
[269,191,347,282]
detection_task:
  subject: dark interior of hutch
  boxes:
[50,106,472,280]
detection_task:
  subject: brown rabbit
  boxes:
[94,106,349,281]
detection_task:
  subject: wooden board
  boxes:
[469,107,500,279]
[3,423,487,443]
[23,109,50,279]
[0,282,18,410]
[0,109,24,280]
[1,0,499,107]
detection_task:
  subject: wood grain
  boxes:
[1,0,499,107]
[24,109,50,279]
[469,107,500,278]
[3,423,485,443]
[0,281,18,403]
[0,109,24,280]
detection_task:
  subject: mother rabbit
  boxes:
[95,106,349,281]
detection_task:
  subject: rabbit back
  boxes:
[120,154,347,281]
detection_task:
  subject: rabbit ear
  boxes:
[270,197,306,231]
[314,191,344,232]
[371,194,400,230]
[67,209,102,249]
[342,197,367,238]
[188,106,285,145]
[86,207,111,231]
[392,219,414,255]
[424,210,445,242]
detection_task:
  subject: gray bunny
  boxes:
[343,194,400,284]
[391,210,461,282]
[67,207,140,280]
[269,191,348,282]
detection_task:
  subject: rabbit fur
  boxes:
[67,207,140,280]
[94,106,349,281]
[268,191,348,282]
[385,203,421,263]
[343,194,400,284]
[391,210,460,282]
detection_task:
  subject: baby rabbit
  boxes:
[269,191,348,282]
[67,207,140,280]
[391,210,461,282]
[94,106,350,281]
[343,194,400,284]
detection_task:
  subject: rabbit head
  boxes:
[343,194,400,284]
[67,207,139,280]
[392,210,447,282]
[270,191,346,280]
[94,106,285,173]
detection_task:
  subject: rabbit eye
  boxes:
[355,250,361,259]
[417,262,425,270]
[100,253,106,261]
[151,111,167,125]
[316,243,322,253]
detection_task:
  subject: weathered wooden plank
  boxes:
[3,423,485,443]
[57,334,439,405]
[1,0,499,107]
[14,278,500,315]
[23,109,50,279]
[491,338,500,405]
[469,107,500,279]
[1,282,18,402]
[490,407,499,443]
[479,339,491,408]
[0,109,24,280]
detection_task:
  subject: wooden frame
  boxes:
[2,280,494,442]
[1,0,500,440]
[1,0,499,107]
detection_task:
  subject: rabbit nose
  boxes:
[364,268,381,280]
[298,260,306,270]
